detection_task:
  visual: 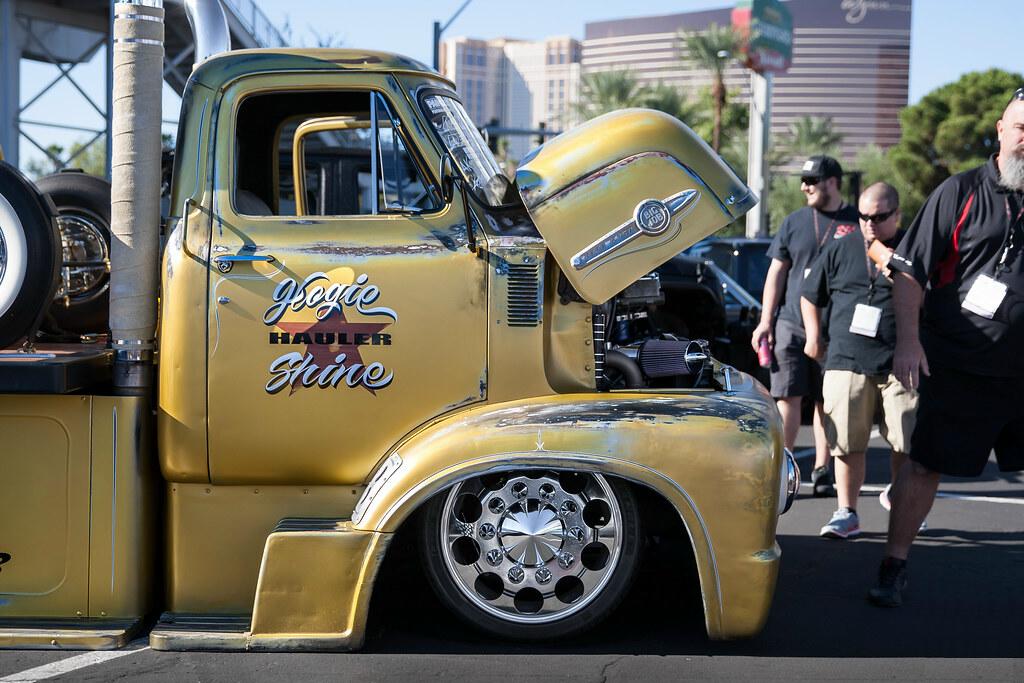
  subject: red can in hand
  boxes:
[757,338,772,368]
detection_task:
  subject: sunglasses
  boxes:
[800,176,822,186]
[1011,87,1024,104]
[858,208,898,223]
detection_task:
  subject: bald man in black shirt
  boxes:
[869,89,1024,607]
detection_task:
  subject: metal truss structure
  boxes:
[0,0,286,175]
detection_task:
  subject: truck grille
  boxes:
[507,262,542,327]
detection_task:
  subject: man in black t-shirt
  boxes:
[801,183,917,540]
[751,155,860,496]
[868,91,1024,608]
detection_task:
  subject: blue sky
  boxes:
[256,0,1020,103]
[14,0,1022,168]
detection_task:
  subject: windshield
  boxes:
[422,93,512,207]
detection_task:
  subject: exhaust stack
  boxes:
[108,0,230,389]
[184,0,231,68]
[110,0,164,389]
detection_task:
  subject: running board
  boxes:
[0,617,145,650]
[151,520,391,652]
[149,613,251,651]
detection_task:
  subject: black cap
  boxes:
[798,155,843,180]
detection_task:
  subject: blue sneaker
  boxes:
[820,508,860,539]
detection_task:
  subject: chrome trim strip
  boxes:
[370,94,379,216]
[114,13,163,22]
[214,254,276,263]
[571,189,700,270]
[111,406,118,592]
[112,37,163,46]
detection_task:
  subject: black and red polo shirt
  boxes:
[890,155,1024,376]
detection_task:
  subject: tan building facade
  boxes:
[583,0,912,167]
[441,36,581,160]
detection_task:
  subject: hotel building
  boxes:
[583,0,912,168]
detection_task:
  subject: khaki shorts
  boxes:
[822,370,918,456]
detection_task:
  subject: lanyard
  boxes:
[995,195,1024,275]
[863,239,880,304]
[812,205,843,255]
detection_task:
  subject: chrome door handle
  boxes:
[214,254,275,273]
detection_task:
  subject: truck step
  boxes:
[0,617,144,650]
[149,613,251,652]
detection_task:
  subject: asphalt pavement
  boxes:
[1,427,1022,681]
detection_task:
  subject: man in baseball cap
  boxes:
[751,154,859,496]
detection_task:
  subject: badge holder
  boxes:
[962,274,1008,319]
[849,303,881,337]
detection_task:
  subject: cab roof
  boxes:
[191,48,453,91]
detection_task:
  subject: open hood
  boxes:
[515,109,757,304]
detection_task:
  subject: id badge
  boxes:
[962,274,1008,319]
[849,304,882,337]
[804,268,811,279]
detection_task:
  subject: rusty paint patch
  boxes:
[444,394,483,412]
[489,396,763,429]
[296,242,447,257]
[522,152,676,209]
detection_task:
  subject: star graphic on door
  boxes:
[276,309,392,395]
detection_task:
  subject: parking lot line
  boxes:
[0,647,147,682]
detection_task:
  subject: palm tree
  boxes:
[642,83,706,129]
[785,115,843,157]
[679,23,739,152]
[573,70,649,121]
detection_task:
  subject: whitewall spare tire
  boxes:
[0,161,61,349]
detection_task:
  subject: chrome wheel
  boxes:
[438,470,624,624]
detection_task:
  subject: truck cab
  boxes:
[0,47,797,651]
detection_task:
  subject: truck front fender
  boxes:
[353,379,784,639]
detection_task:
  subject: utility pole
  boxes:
[432,0,475,72]
[746,70,773,238]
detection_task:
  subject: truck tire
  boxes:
[0,161,61,349]
[420,470,640,640]
[35,171,111,335]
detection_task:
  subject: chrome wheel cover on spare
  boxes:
[439,470,623,624]
[54,210,109,304]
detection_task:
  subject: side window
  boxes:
[233,89,440,217]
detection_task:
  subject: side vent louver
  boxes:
[593,309,606,386]
[507,262,542,327]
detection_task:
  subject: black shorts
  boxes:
[910,365,1024,477]
[769,317,823,402]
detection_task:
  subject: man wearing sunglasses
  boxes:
[751,155,859,496]
[800,182,917,540]
[868,89,1024,608]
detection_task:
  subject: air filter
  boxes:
[637,338,709,378]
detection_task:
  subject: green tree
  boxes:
[641,82,705,129]
[766,116,845,231]
[784,115,842,158]
[573,70,650,121]
[25,138,107,180]
[853,144,925,230]
[690,86,747,155]
[679,22,739,152]
[888,68,1022,205]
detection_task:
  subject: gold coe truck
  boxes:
[0,19,797,652]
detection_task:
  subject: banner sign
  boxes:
[732,0,794,74]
